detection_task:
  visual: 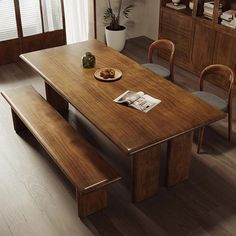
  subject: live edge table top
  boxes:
[20,40,225,155]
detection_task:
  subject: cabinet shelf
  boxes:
[177,7,193,16]
[196,15,213,22]
[216,23,236,36]
[162,6,193,17]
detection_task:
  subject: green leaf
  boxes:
[123,5,134,19]
[104,7,113,20]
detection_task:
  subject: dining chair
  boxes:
[192,64,235,153]
[142,39,175,82]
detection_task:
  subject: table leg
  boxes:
[11,109,27,133]
[77,188,107,218]
[131,145,161,203]
[45,82,69,115]
[167,131,193,187]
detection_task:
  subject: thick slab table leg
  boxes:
[131,145,161,203]
[167,131,193,187]
[45,82,69,115]
[77,188,107,218]
[11,109,27,133]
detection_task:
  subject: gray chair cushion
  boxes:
[143,63,170,78]
[192,91,228,112]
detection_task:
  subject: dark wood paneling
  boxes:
[159,7,193,68]
[11,108,27,133]
[77,188,107,218]
[0,39,21,64]
[159,27,192,66]
[160,8,192,36]
[0,1,66,66]
[42,30,66,49]
[167,132,194,186]
[22,30,66,53]
[0,31,66,66]
[131,146,161,202]
[213,31,236,73]
[45,82,69,115]
[213,31,236,94]
[191,23,215,73]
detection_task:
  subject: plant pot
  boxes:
[105,26,126,52]
[189,1,194,10]
[172,0,180,5]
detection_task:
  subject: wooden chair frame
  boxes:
[197,64,235,153]
[148,39,175,82]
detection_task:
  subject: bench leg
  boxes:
[77,188,107,218]
[131,145,161,203]
[45,82,69,115]
[11,109,27,133]
[167,131,193,186]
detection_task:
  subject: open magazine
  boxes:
[113,90,161,113]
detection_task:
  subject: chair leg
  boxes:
[197,127,205,154]
[228,112,232,142]
[169,73,174,83]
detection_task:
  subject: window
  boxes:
[0,0,18,41]
[19,0,43,37]
[42,0,63,32]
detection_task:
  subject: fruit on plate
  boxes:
[100,68,115,79]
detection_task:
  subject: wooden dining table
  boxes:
[20,40,225,203]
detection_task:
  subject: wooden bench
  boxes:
[1,86,120,217]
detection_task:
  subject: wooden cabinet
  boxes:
[213,30,236,72]
[159,7,193,68]
[159,0,236,83]
[192,23,215,73]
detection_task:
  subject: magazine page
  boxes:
[129,94,161,113]
[114,90,161,113]
[113,91,144,104]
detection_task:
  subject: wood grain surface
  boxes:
[167,131,194,186]
[159,0,236,94]
[45,82,69,115]
[2,86,120,194]
[132,145,161,202]
[20,40,225,155]
[77,188,107,218]
[1,37,236,235]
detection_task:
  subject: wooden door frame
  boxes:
[0,0,66,65]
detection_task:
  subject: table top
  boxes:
[20,40,225,155]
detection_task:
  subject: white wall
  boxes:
[143,0,160,40]
[94,0,160,42]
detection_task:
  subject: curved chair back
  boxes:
[148,39,175,81]
[200,64,235,110]
[196,64,235,151]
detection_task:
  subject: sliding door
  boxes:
[0,0,66,65]
[0,0,20,64]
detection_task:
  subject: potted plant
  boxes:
[104,0,134,51]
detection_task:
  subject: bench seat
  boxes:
[1,86,120,217]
